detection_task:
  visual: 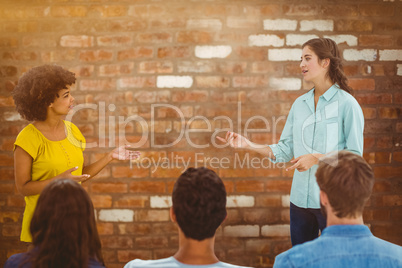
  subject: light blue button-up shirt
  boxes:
[269,84,364,208]
[273,225,402,268]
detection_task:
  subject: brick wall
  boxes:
[0,0,401,267]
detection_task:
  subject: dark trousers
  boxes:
[290,202,327,246]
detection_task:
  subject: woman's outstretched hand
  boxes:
[57,166,91,183]
[216,131,251,149]
[110,145,141,161]
[286,153,323,172]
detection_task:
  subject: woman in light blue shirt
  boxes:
[218,38,364,246]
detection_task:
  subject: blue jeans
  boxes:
[290,202,326,246]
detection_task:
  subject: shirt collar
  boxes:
[301,84,340,102]
[322,225,372,237]
[321,84,340,101]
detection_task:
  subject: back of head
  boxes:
[172,167,227,241]
[302,38,353,94]
[29,179,103,268]
[316,151,374,218]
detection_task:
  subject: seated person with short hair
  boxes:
[124,167,251,268]
[274,151,402,268]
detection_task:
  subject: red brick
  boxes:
[336,20,372,32]
[97,35,132,47]
[343,65,359,76]
[157,46,190,58]
[375,152,391,164]
[138,61,173,74]
[172,90,208,102]
[219,168,255,178]
[365,121,393,134]
[0,183,14,194]
[134,210,170,222]
[378,107,400,119]
[260,4,282,15]
[363,152,374,164]
[89,5,127,17]
[376,21,402,32]
[393,152,402,163]
[360,4,394,17]
[109,19,147,31]
[255,167,282,178]
[2,224,21,236]
[395,93,402,104]
[265,179,292,192]
[372,180,392,195]
[0,211,20,223]
[177,31,212,43]
[236,180,264,192]
[364,208,391,222]
[374,166,402,178]
[364,137,375,149]
[283,4,318,16]
[129,181,165,193]
[136,33,173,43]
[99,63,134,77]
[233,76,269,88]
[362,107,376,119]
[90,194,112,208]
[117,47,153,60]
[376,136,393,149]
[348,78,375,91]
[7,195,24,207]
[50,6,88,17]
[0,37,18,48]
[120,223,152,235]
[79,79,116,91]
[97,222,114,235]
[382,195,402,206]
[321,5,358,16]
[135,236,169,248]
[243,208,281,224]
[112,166,149,178]
[255,195,282,207]
[101,236,133,249]
[150,168,182,179]
[152,222,177,235]
[114,196,148,208]
[79,50,113,62]
[218,62,247,74]
[91,182,127,193]
[359,35,394,47]
[195,76,230,88]
[150,18,186,28]
[236,47,267,61]
[0,66,17,78]
[355,94,392,105]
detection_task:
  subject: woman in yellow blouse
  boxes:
[13,65,140,244]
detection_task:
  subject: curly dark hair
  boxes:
[172,167,227,241]
[25,179,104,268]
[12,65,76,121]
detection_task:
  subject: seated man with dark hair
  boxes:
[274,151,402,268]
[124,167,250,268]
